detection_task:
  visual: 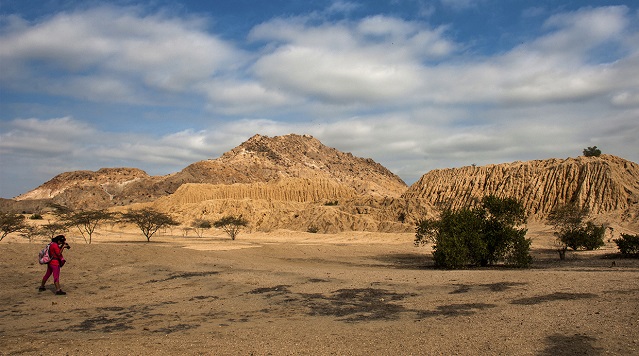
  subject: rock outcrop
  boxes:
[401,155,639,222]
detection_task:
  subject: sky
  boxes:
[1,1,638,198]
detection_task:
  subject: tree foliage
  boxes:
[415,196,531,269]
[214,215,248,240]
[19,224,40,242]
[40,222,69,239]
[547,203,605,259]
[583,146,602,157]
[614,233,639,256]
[191,219,212,238]
[121,208,179,242]
[61,209,114,244]
[0,212,27,241]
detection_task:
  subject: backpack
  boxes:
[38,243,52,264]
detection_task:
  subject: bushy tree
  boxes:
[547,203,605,259]
[40,222,68,239]
[614,233,639,256]
[415,196,531,269]
[0,212,27,241]
[191,219,212,238]
[214,215,248,240]
[583,146,602,157]
[19,224,40,243]
[61,209,114,244]
[121,208,179,242]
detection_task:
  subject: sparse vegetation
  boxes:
[307,225,319,233]
[583,146,602,157]
[214,215,248,240]
[121,208,179,242]
[58,209,114,244]
[415,196,531,269]
[19,224,40,242]
[547,203,605,259]
[0,212,27,241]
[191,219,212,238]
[29,213,43,220]
[39,221,68,239]
[614,233,639,256]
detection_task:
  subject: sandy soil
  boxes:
[1,226,638,355]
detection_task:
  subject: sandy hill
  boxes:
[3,135,638,233]
[10,134,407,212]
[400,154,639,226]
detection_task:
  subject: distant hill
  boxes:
[3,135,638,233]
[11,134,407,211]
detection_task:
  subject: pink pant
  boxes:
[42,264,60,284]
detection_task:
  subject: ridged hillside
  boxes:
[11,134,407,211]
[146,179,407,234]
[159,178,357,205]
[402,155,639,220]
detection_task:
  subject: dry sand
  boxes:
[1,226,638,355]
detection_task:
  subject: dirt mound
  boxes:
[402,155,639,222]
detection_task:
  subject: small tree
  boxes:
[62,209,114,244]
[19,224,40,243]
[121,208,179,242]
[583,146,602,157]
[0,212,27,241]
[547,203,605,259]
[40,221,69,239]
[214,215,248,240]
[191,219,212,238]
[614,233,639,256]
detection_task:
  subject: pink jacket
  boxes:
[48,242,65,267]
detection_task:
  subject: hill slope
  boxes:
[13,134,407,210]
[401,155,639,222]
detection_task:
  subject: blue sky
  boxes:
[1,1,638,198]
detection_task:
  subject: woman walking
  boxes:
[39,234,70,295]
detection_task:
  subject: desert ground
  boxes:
[1,225,638,355]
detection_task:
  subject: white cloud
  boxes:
[327,1,360,14]
[0,6,244,100]
[440,0,483,10]
[250,15,455,105]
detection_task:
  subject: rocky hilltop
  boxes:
[164,134,407,198]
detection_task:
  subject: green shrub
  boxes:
[416,196,531,269]
[580,222,605,250]
[614,233,639,255]
[307,226,319,233]
[547,203,605,257]
[583,146,602,157]
[29,213,43,220]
